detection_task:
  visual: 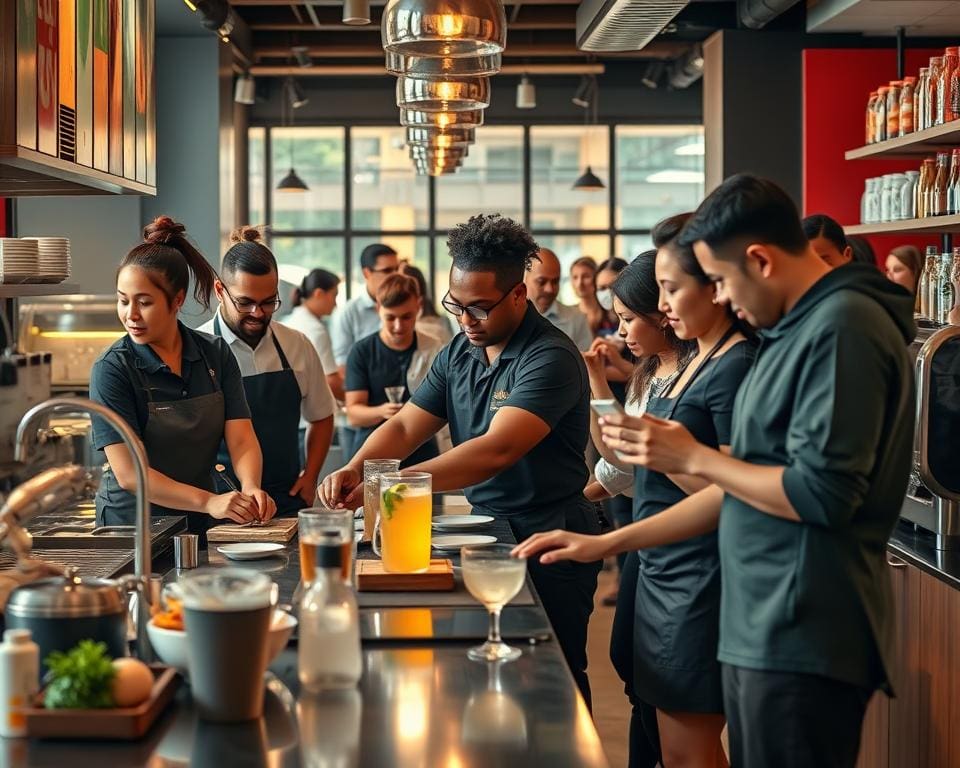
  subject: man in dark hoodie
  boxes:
[515,174,916,768]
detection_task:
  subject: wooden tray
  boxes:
[206,517,298,543]
[26,665,180,740]
[357,559,455,591]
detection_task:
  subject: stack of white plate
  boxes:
[23,237,70,283]
[0,239,39,284]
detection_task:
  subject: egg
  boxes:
[111,658,154,708]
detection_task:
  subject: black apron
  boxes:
[213,317,306,518]
[95,336,225,538]
[631,325,737,714]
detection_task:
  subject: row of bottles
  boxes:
[866,46,960,144]
[915,150,960,218]
[918,247,960,325]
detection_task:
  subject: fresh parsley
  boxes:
[381,483,408,519]
[43,640,116,709]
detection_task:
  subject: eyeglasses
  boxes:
[221,284,282,315]
[368,265,399,276]
[441,284,518,321]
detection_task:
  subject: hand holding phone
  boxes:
[590,399,625,419]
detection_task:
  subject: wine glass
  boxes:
[461,544,527,662]
[384,385,405,404]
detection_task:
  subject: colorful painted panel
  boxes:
[122,0,134,178]
[93,0,108,170]
[58,0,76,162]
[145,0,155,188]
[75,0,93,166]
[107,0,122,176]
[16,0,37,149]
[37,0,59,156]
[134,0,147,182]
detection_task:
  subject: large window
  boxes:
[250,123,703,302]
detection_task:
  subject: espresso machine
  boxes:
[904,324,960,549]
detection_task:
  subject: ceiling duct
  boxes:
[576,0,690,53]
[738,0,801,30]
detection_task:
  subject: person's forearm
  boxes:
[689,445,799,522]
[604,484,725,554]
[115,466,210,512]
[303,416,334,485]
[584,480,610,502]
[604,365,630,383]
[346,404,387,428]
[231,437,263,492]
[409,437,521,493]
[668,472,711,495]
[587,371,615,401]
[326,372,345,402]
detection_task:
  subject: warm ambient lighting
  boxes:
[34,331,126,340]
[674,140,705,156]
[382,0,506,58]
[385,52,501,78]
[646,169,706,184]
[400,109,484,129]
[406,127,475,147]
[183,0,197,10]
[397,75,490,111]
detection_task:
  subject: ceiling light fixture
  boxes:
[292,46,313,68]
[516,74,536,109]
[396,75,490,111]
[234,72,256,105]
[572,75,592,108]
[382,0,507,58]
[572,75,605,192]
[195,0,236,42]
[183,0,197,11]
[640,62,665,90]
[285,77,309,109]
[343,0,371,24]
[406,126,475,147]
[385,51,501,78]
[276,78,308,194]
[400,109,485,129]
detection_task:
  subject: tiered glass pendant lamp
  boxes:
[382,0,506,58]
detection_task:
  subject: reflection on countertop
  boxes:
[889,518,960,590]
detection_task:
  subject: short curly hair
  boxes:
[446,214,540,292]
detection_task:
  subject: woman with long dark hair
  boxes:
[282,267,343,400]
[89,216,273,533]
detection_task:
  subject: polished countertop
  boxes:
[888,518,960,590]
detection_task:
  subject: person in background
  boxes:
[282,268,343,400]
[344,274,441,465]
[399,262,456,345]
[885,244,922,295]
[595,257,630,333]
[570,256,607,334]
[802,213,853,268]
[331,243,399,462]
[90,216,272,533]
[524,247,594,351]
[848,235,878,268]
[320,214,601,709]
[199,228,336,517]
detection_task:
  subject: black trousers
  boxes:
[609,551,662,768]
[722,664,872,768]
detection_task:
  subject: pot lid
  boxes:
[5,577,125,618]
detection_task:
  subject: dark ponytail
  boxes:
[119,216,216,310]
[293,268,340,307]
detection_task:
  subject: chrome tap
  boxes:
[14,397,153,655]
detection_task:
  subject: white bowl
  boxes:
[147,609,297,675]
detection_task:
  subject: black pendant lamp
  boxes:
[275,78,309,193]
[572,75,605,192]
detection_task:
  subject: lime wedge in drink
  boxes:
[381,483,408,519]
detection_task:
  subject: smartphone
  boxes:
[590,399,625,419]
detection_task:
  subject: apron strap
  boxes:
[213,313,292,371]
[660,323,739,419]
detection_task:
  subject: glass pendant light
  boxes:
[400,108,484,129]
[386,51,501,78]
[406,126,475,147]
[382,0,506,58]
[397,75,490,111]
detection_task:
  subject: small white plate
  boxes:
[217,542,285,561]
[432,514,494,531]
[431,534,497,551]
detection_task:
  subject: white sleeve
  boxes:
[331,308,352,366]
[296,335,336,422]
[595,457,634,498]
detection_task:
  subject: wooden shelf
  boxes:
[846,121,960,161]
[0,146,155,197]
[0,283,81,298]
[844,216,960,236]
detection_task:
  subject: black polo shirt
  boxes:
[89,321,250,449]
[411,302,591,536]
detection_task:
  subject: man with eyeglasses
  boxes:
[199,229,336,517]
[319,215,601,708]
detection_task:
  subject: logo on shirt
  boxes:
[490,390,510,412]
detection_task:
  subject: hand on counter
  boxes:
[204,491,261,524]
[289,472,319,506]
[245,487,278,523]
[600,412,699,474]
[512,530,611,565]
[317,467,362,509]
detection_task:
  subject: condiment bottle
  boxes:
[886,80,902,138]
[929,57,944,126]
[866,91,879,144]
[875,85,890,142]
[952,63,960,126]
[916,67,931,132]
[927,248,943,322]
[0,629,38,738]
[917,157,936,218]
[940,47,959,123]
[920,248,937,319]
[900,76,916,136]
[949,148,960,215]
[940,251,956,324]
[933,151,950,216]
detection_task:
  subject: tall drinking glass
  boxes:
[363,459,400,542]
[299,507,355,585]
[461,545,527,662]
[376,471,432,573]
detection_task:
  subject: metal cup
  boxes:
[174,534,199,569]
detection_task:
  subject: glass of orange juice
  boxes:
[375,472,432,573]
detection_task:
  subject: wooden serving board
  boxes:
[357,559,455,592]
[26,665,180,740]
[206,517,298,543]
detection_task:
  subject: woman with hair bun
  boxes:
[281,268,343,400]
[89,216,274,535]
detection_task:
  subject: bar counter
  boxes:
[7,519,609,767]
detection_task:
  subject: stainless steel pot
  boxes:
[4,575,130,669]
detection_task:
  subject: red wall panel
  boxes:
[802,48,941,263]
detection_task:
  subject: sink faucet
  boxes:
[14,397,153,656]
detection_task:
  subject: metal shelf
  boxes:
[846,121,960,160]
[0,283,80,298]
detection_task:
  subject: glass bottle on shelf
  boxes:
[880,175,894,222]
[917,68,930,132]
[933,152,950,216]
[929,57,944,127]
[874,85,890,142]
[950,249,960,325]
[940,252,956,324]
[940,47,959,123]
[917,157,935,218]
[919,248,937,319]
[952,64,960,126]
[949,149,960,215]
[886,80,902,138]
[901,170,920,220]
[900,76,917,136]
[866,91,879,144]
[929,249,943,323]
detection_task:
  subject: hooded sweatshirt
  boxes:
[718,263,916,692]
